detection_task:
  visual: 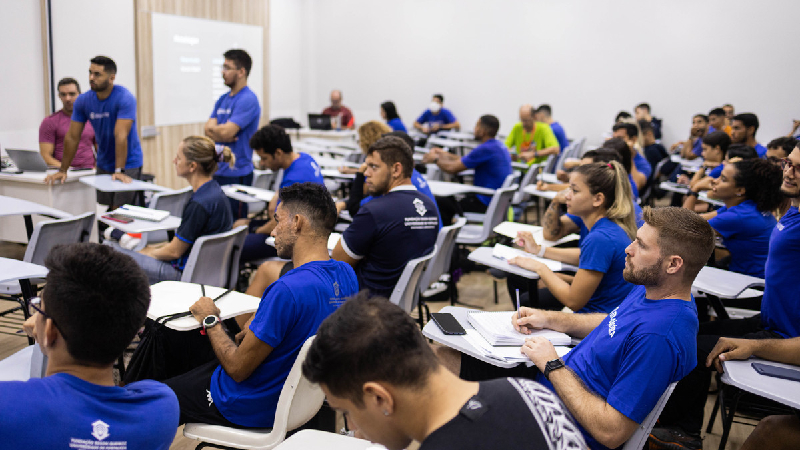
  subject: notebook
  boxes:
[113,204,170,222]
[466,310,571,347]
[491,244,563,272]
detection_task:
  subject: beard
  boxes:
[275,234,297,260]
[91,80,110,92]
[623,257,663,286]
[366,174,391,197]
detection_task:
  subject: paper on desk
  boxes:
[464,330,571,364]
[492,223,577,248]
[492,244,563,272]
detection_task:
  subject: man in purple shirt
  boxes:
[39,77,96,169]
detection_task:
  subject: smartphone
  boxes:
[430,312,466,335]
[751,362,800,382]
[103,213,134,224]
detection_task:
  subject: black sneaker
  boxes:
[648,426,702,450]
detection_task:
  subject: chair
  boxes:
[181,226,248,289]
[456,185,518,245]
[388,246,437,315]
[0,344,47,382]
[622,382,677,450]
[132,187,192,251]
[461,172,520,223]
[183,336,324,450]
[417,219,466,326]
[511,164,543,222]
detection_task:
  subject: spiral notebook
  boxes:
[466,310,571,347]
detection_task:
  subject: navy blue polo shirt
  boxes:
[341,185,439,297]
[173,180,233,269]
[461,139,512,205]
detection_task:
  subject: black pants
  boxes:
[436,194,488,227]
[214,172,254,220]
[96,166,143,209]
[164,359,247,428]
[657,315,782,435]
[506,274,566,311]
[460,353,540,381]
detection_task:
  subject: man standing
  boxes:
[505,104,559,165]
[44,56,143,209]
[731,112,767,158]
[165,182,358,428]
[205,49,261,219]
[39,77,95,169]
[2,243,179,448]
[322,89,355,130]
[535,104,569,153]
[413,94,460,134]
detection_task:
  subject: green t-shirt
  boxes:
[504,122,559,165]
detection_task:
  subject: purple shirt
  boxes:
[38,110,96,168]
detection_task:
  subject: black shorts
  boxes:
[163,359,246,428]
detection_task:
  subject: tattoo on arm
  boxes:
[544,202,563,236]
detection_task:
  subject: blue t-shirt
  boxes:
[550,121,569,152]
[633,152,652,180]
[708,200,776,278]
[416,107,457,127]
[755,143,767,158]
[691,137,704,157]
[387,118,407,132]
[708,164,723,178]
[761,206,800,338]
[574,217,634,313]
[0,373,178,449]
[361,169,441,229]
[211,259,358,427]
[174,180,233,269]
[210,86,261,177]
[461,139,513,205]
[342,186,439,297]
[280,153,324,189]
[537,285,699,450]
[72,85,143,171]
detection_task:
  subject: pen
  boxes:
[516,289,521,323]
[201,284,206,297]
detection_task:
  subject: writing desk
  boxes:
[0,258,49,344]
[521,185,558,200]
[274,430,382,450]
[99,212,182,235]
[538,173,560,184]
[428,180,495,197]
[79,174,171,193]
[148,281,261,331]
[222,185,275,203]
[0,195,71,240]
[493,222,580,247]
[699,191,724,207]
[693,266,764,299]
[313,156,361,169]
[659,181,690,195]
[438,130,476,141]
[286,128,356,144]
[721,358,800,409]
[321,169,356,180]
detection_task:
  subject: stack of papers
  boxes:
[492,223,579,247]
[115,205,169,222]
[491,244,563,272]
[467,310,571,346]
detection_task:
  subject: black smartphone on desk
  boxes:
[431,312,466,335]
[751,362,800,382]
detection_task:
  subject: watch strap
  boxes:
[544,358,565,380]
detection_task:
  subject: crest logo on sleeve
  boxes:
[607,307,619,338]
[466,399,483,410]
[91,420,110,441]
[333,281,340,297]
[413,198,427,216]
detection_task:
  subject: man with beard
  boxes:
[332,135,439,297]
[730,112,768,158]
[204,49,261,219]
[650,144,800,450]
[164,182,358,428]
[444,206,714,450]
[44,56,143,209]
[39,77,96,169]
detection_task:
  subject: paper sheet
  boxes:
[491,244,563,272]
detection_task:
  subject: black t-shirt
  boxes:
[420,378,586,450]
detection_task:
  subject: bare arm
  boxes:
[440,120,460,131]
[205,118,241,143]
[515,230,580,266]
[139,237,190,261]
[707,337,800,372]
[113,119,133,170]
[60,121,85,171]
[514,307,606,338]
[542,195,579,241]
[254,196,279,235]
[39,143,61,167]
[537,145,560,157]
[423,149,467,174]
[332,239,359,268]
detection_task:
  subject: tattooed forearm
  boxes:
[543,201,563,239]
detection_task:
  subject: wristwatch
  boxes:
[115,168,125,174]
[544,358,566,380]
[202,315,221,330]
[687,190,700,197]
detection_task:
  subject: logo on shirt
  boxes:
[777,222,785,231]
[216,108,232,115]
[88,112,110,120]
[311,161,321,177]
[413,198,427,217]
[206,389,214,407]
[91,420,110,441]
[466,399,483,410]
[333,281,340,297]
[608,307,619,338]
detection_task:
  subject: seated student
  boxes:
[640,120,668,174]
[708,107,732,135]
[731,113,768,157]
[303,292,587,450]
[236,125,325,264]
[634,102,663,140]
[112,136,233,284]
[380,101,406,132]
[412,94,459,134]
[505,104,560,165]
[323,89,355,129]
[423,115,512,225]
[447,207,714,450]
[672,114,710,161]
[602,136,644,200]
[652,145,800,448]
[534,104,569,153]
[677,130,731,191]
[3,243,179,448]
[164,183,358,428]
[611,122,651,189]
[39,77,96,169]
[766,136,798,161]
[680,143,758,210]
[705,337,800,450]
[509,161,636,314]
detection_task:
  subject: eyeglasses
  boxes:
[781,158,800,177]
[28,297,49,319]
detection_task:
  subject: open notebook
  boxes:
[111,204,170,222]
[467,310,571,347]
[491,244,563,272]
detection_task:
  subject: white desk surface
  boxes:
[468,246,577,281]
[79,175,171,193]
[0,195,71,219]
[148,281,261,331]
[438,131,476,141]
[292,141,328,153]
[522,185,558,200]
[671,154,703,166]
[314,156,361,169]
[721,358,800,410]
[428,137,473,149]
[288,128,357,141]
[303,146,354,158]
[0,168,96,183]
[222,185,275,204]
[512,161,530,170]
[659,181,690,194]
[693,266,764,299]
[538,173,559,184]
[493,222,580,248]
[0,257,48,284]
[699,191,725,207]
[275,430,384,450]
[99,213,182,234]
[321,169,356,180]
[428,180,495,197]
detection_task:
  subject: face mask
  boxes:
[430,102,441,114]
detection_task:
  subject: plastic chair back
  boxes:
[388,246,436,313]
[181,226,247,289]
[419,219,465,293]
[24,212,95,265]
[150,187,192,217]
[512,165,540,204]
[621,382,677,450]
[456,186,518,245]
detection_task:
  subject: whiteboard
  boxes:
[151,13,264,126]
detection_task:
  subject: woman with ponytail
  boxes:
[112,135,234,284]
[701,158,782,277]
[508,161,636,313]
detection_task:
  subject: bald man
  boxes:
[505,104,560,165]
[322,90,355,130]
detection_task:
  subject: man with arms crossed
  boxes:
[45,56,144,210]
[39,77,95,169]
[0,243,178,448]
[164,182,358,428]
[205,49,262,219]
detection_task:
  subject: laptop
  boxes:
[308,113,332,131]
[6,149,50,172]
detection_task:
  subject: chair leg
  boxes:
[717,386,742,450]
[493,280,499,304]
[706,374,722,433]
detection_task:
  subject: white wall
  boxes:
[271,0,800,147]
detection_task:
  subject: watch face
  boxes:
[203,316,218,327]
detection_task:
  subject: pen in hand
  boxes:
[516,289,521,327]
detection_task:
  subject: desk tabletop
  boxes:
[275,430,384,450]
[693,266,764,299]
[428,180,495,197]
[522,185,558,199]
[0,195,71,219]
[538,173,559,184]
[0,168,96,183]
[0,257,48,284]
[80,175,171,193]
[313,156,361,169]
[493,222,580,247]
[222,185,275,203]
[722,358,800,409]
[321,169,356,180]
[148,281,261,331]
[659,181,690,194]
[99,214,182,234]
[699,191,724,207]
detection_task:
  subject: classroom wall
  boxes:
[270,0,800,147]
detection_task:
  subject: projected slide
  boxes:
[151,13,263,126]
